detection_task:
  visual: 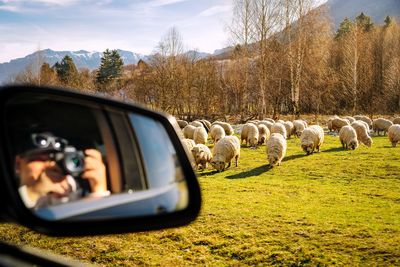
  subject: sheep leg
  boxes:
[235,155,238,167]
[227,161,231,169]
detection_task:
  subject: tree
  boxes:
[54,55,79,86]
[96,49,124,91]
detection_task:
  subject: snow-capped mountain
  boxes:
[0,49,150,84]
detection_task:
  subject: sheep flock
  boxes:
[177,115,400,172]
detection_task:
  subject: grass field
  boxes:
[1,134,400,266]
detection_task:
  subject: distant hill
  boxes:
[327,0,400,27]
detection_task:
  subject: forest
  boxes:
[14,0,400,122]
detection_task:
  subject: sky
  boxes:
[0,0,233,63]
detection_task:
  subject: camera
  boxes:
[53,146,85,177]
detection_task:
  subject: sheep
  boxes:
[300,125,324,155]
[195,120,210,133]
[258,120,273,131]
[182,138,196,152]
[276,119,285,124]
[392,117,400,125]
[240,123,259,147]
[191,144,212,171]
[193,126,208,144]
[356,120,370,133]
[388,124,400,147]
[339,125,359,150]
[266,133,287,167]
[183,125,197,139]
[258,124,270,145]
[372,118,393,136]
[351,121,373,147]
[263,118,275,123]
[211,136,241,172]
[343,116,356,124]
[330,118,350,132]
[177,119,188,129]
[190,121,204,128]
[271,123,287,139]
[199,119,212,130]
[293,120,307,137]
[283,121,295,138]
[354,115,372,129]
[211,121,234,136]
[210,124,225,143]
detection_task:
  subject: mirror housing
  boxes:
[0,85,201,236]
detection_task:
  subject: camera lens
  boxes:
[64,150,85,176]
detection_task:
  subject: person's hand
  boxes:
[81,149,107,193]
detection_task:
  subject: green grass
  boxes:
[1,134,400,266]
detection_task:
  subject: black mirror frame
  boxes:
[0,85,201,236]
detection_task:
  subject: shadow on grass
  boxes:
[322,147,343,153]
[283,153,308,162]
[197,170,219,177]
[226,164,271,179]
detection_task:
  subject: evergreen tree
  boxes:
[335,17,353,39]
[96,49,124,89]
[355,12,374,32]
[53,55,78,85]
[384,16,392,28]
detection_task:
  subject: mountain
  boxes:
[327,0,400,28]
[0,49,150,84]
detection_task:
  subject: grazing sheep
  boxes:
[266,133,287,167]
[248,120,260,124]
[372,118,393,136]
[191,144,212,171]
[210,124,225,143]
[392,117,400,125]
[211,136,241,172]
[212,121,234,136]
[177,120,188,129]
[199,119,212,130]
[327,116,339,132]
[388,125,400,147]
[263,118,275,123]
[351,121,373,147]
[283,121,295,138]
[300,125,324,155]
[293,120,307,137]
[193,126,208,144]
[354,115,372,129]
[182,138,196,152]
[258,120,273,131]
[258,124,270,145]
[339,125,359,150]
[183,125,196,139]
[330,118,350,132]
[241,123,259,147]
[190,121,204,128]
[343,116,356,124]
[271,123,287,139]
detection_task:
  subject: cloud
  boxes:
[147,0,188,8]
[198,4,232,17]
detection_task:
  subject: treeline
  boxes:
[15,1,400,121]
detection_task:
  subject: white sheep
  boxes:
[339,125,359,150]
[263,118,275,123]
[343,116,356,124]
[351,121,373,147]
[327,116,339,132]
[241,123,259,147]
[276,119,285,124]
[182,138,196,152]
[258,124,270,145]
[183,125,196,139]
[300,125,324,155]
[258,120,273,131]
[372,118,393,136]
[211,121,234,136]
[190,121,204,128]
[293,120,307,137]
[193,126,208,144]
[199,119,212,130]
[266,133,287,167]
[388,124,400,147]
[211,136,241,172]
[191,144,212,171]
[210,124,225,143]
[283,121,295,138]
[271,122,287,139]
[330,118,350,132]
[354,115,372,129]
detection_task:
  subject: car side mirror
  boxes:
[0,85,201,236]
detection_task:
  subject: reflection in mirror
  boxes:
[5,93,189,221]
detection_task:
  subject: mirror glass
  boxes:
[4,93,189,221]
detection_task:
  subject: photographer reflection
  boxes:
[16,132,109,209]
